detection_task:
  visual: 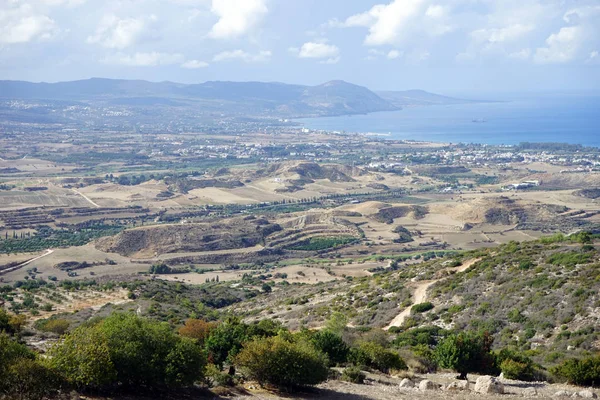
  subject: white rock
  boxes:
[399,378,415,388]
[523,387,538,396]
[554,391,573,398]
[474,376,505,394]
[446,380,470,391]
[419,379,439,391]
[579,392,598,399]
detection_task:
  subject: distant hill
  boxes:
[0,78,469,118]
[377,89,474,107]
[0,78,399,117]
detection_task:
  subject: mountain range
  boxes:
[0,78,472,119]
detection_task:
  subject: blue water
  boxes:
[298,93,600,147]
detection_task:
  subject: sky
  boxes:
[1,0,599,93]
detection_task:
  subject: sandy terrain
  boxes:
[228,372,598,400]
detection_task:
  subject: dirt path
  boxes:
[71,188,101,208]
[0,249,54,275]
[384,258,480,330]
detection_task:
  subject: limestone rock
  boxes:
[399,378,415,389]
[419,379,439,391]
[523,387,538,396]
[578,391,598,399]
[554,391,573,398]
[446,380,470,391]
[474,376,505,394]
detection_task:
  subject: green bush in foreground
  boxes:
[0,333,60,400]
[48,313,206,390]
[349,342,407,373]
[495,348,535,381]
[235,336,329,389]
[341,366,365,384]
[435,331,495,380]
[310,330,349,366]
[551,355,600,387]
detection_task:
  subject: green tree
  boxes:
[434,331,495,380]
[47,325,116,389]
[325,312,348,336]
[310,330,349,366]
[235,336,329,389]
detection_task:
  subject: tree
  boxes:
[434,331,495,380]
[48,313,206,390]
[325,312,348,336]
[310,330,349,366]
[47,325,116,389]
[178,319,217,345]
[235,336,329,389]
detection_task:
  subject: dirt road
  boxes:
[384,258,481,330]
[71,188,101,208]
[0,249,54,275]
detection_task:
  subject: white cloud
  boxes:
[103,52,184,66]
[293,42,340,59]
[181,59,209,69]
[87,14,155,49]
[0,4,58,44]
[387,49,402,59]
[535,26,584,64]
[320,56,340,64]
[471,24,534,44]
[208,0,268,39]
[40,0,87,6]
[332,0,454,46]
[509,48,531,60]
[212,49,271,62]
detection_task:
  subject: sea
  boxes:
[297,93,600,148]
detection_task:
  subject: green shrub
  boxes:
[551,356,600,387]
[48,313,206,389]
[411,302,434,314]
[310,330,349,366]
[47,325,116,389]
[205,364,234,387]
[349,342,407,373]
[35,318,70,335]
[341,366,365,384]
[495,348,535,381]
[3,358,61,400]
[434,331,495,380]
[235,336,329,389]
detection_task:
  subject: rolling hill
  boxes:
[0,78,469,118]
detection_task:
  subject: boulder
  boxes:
[446,380,470,391]
[399,378,415,389]
[474,376,505,394]
[419,379,439,391]
[579,392,598,399]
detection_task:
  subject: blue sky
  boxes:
[1,0,599,93]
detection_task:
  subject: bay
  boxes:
[297,93,600,148]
